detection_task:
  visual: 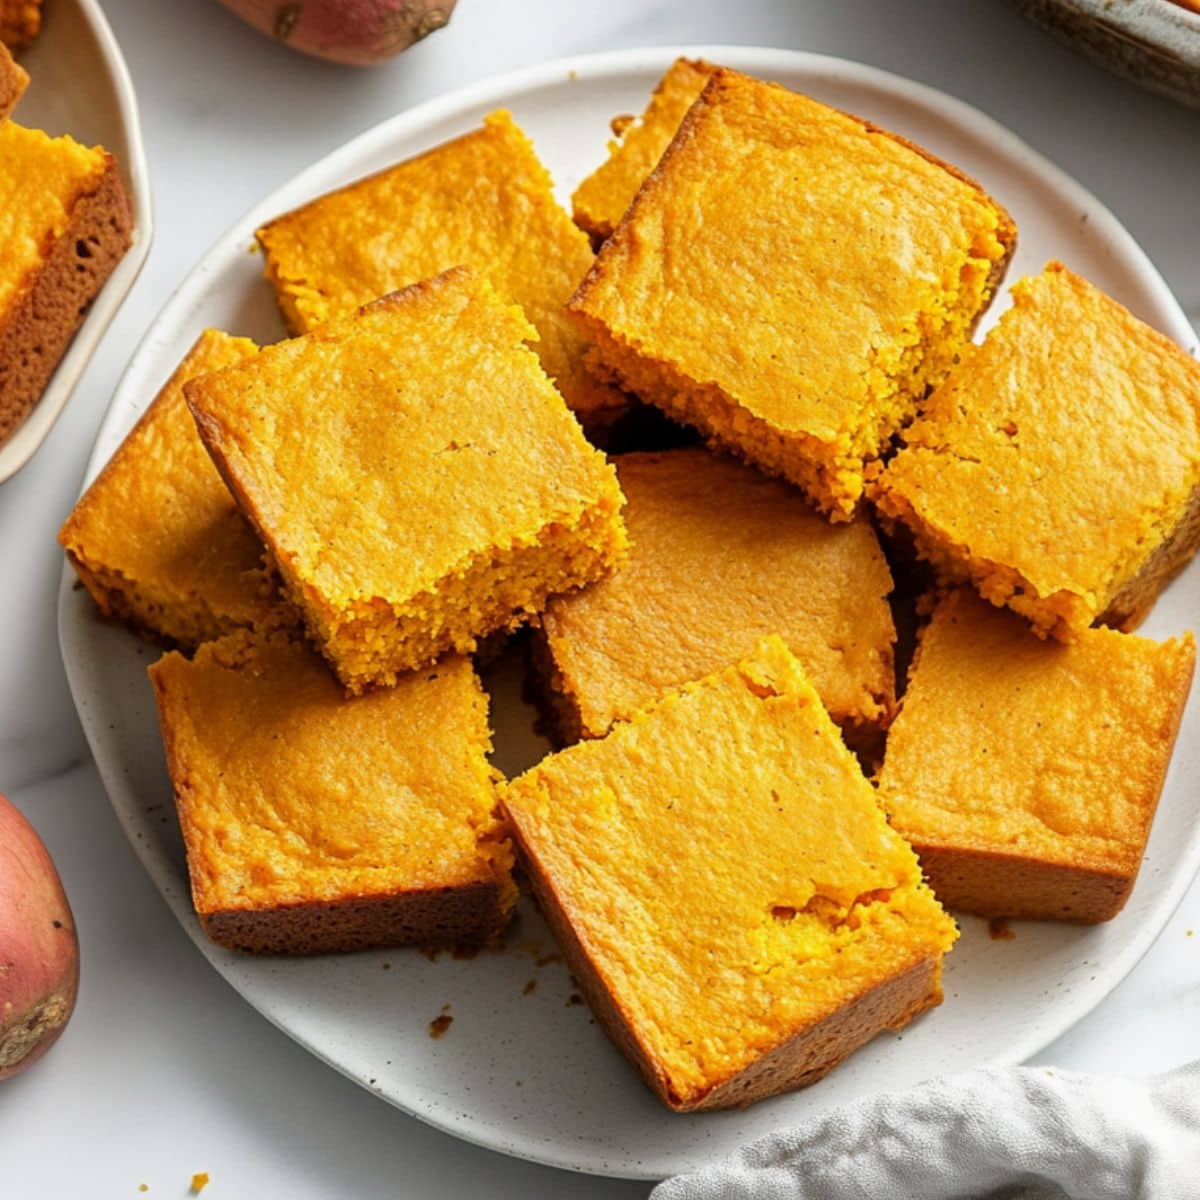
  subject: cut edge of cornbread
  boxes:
[273,496,628,693]
[0,141,132,445]
[149,630,518,956]
[502,637,957,1111]
[0,38,27,117]
[570,69,1017,521]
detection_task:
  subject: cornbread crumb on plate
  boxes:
[502,636,957,1112]
[186,268,627,693]
[873,261,1200,640]
[570,67,1015,520]
[535,448,896,750]
[59,329,292,650]
[571,57,716,242]
[148,633,516,955]
[0,38,27,118]
[256,109,626,440]
[0,120,132,446]
[877,590,1195,923]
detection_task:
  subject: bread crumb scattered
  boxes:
[190,1173,209,1194]
[988,917,1016,941]
[429,1003,453,1039]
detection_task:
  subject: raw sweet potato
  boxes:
[0,794,78,1080]
[216,0,457,66]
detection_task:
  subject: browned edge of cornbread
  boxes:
[509,807,945,1111]
[63,549,185,651]
[0,154,132,445]
[1101,475,1200,631]
[570,68,1018,421]
[200,881,510,956]
[911,843,1138,925]
[0,38,27,118]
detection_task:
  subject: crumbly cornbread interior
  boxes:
[149,632,516,918]
[186,270,627,691]
[538,448,896,740]
[58,330,284,649]
[0,121,108,313]
[570,69,1014,519]
[877,590,1196,874]
[873,262,1200,639]
[256,110,624,432]
[502,637,956,1107]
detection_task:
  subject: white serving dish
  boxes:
[58,45,1200,1181]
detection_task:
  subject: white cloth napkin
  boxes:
[652,1061,1200,1200]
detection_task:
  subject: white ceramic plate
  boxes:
[0,0,152,484]
[58,46,1200,1181]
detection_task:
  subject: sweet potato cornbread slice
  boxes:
[256,110,625,438]
[0,39,27,118]
[877,591,1195,922]
[502,638,957,1112]
[874,263,1200,639]
[150,634,516,955]
[536,448,896,747]
[59,330,293,650]
[187,269,627,693]
[0,121,132,444]
[571,57,716,242]
[570,68,1016,520]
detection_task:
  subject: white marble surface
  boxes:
[2,1,1198,1195]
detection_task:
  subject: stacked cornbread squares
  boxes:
[60,60,1197,1114]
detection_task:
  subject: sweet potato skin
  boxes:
[0,794,78,1081]
[216,0,457,66]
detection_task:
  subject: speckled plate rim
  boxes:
[0,0,154,484]
[59,45,1200,1180]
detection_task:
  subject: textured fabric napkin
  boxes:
[652,1061,1200,1200]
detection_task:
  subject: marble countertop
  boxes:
[2,1,1198,1195]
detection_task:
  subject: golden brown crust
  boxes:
[518,816,943,1109]
[0,38,27,118]
[0,154,132,445]
[200,880,509,956]
[912,842,1135,924]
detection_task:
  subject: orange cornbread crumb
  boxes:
[0,0,40,52]
[186,269,627,692]
[873,262,1200,640]
[572,58,716,241]
[257,110,625,438]
[877,590,1195,922]
[535,448,896,746]
[502,637,957,1111]
[59,330,292,649]
[189,1173,209,1195]
[570,68,1015,520]
[149,632,516,954]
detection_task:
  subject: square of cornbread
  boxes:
[0,121,132,444]
[535,448,896,751]
[876,590,1195,923]
[873,262,1200,640]
[149,632,517,955]
[501,637,957,1112]
[571,57,716,242]
[186,268,628,693]
[0,38,27,119]
[59,330,293,650]
[569,68,1016,520]
[256,110,626,439]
